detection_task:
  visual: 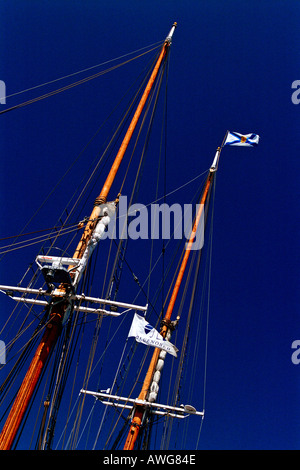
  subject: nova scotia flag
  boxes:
[224,131,260,147]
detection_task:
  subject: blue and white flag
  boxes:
[128,313,178,357]
[224,132,260,147]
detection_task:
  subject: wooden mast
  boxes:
[0,23,176,450]
[123,155,220,450]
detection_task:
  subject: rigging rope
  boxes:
[0,42,177,451]
[195,175,216,448]
[102,61,169,318]
[0,33,217,450]
[0,44,162,116]
[3,41,163,102]
[0,223,83,255]
[67,50,172,449]
[87,54,172,449]
[146,61,168,304]
[46,52,165,450]
[160,174,217,450]
[0,166,208,258]
[0,48,160,266]
[0,223,82,242]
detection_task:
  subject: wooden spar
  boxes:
[0,303,65,450]
[0,24,176,450]
[73,23,177,262]
[123,165,216,451]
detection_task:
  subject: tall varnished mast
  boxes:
[123,147,222,451]
[0,22,177,450]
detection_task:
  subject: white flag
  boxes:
[224,131,259,147]
[128,313,178,357]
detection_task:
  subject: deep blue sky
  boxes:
[0,0,300,450]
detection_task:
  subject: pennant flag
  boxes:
[224,131,259,147]
[128,313,178,357]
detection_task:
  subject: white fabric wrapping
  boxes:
[73,202,116,287]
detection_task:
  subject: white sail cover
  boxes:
[128,313,178,357]
[73,202,116,287]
